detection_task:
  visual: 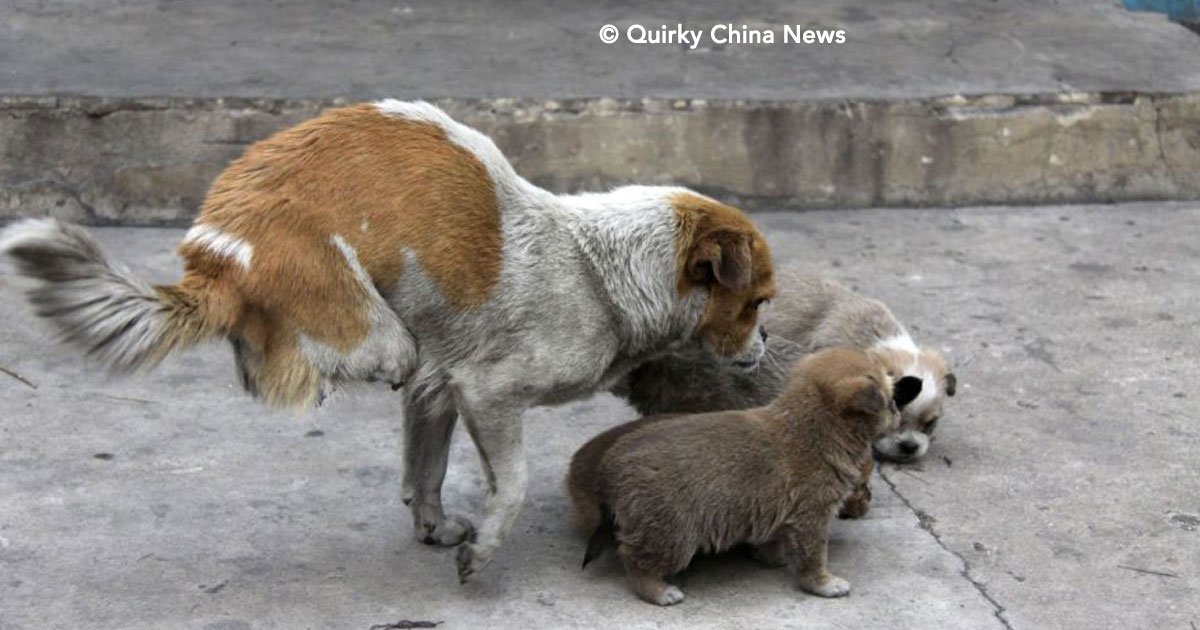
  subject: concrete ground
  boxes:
[1,203,1197,629]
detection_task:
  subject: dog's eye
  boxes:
[923,417,940,434]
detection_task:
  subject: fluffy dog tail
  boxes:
[1,218,238,372]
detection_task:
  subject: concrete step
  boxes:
[5,93,1200,224]
[4,1,1200,223]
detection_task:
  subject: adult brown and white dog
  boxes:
[0,101,776,581]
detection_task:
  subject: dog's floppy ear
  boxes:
[688,230,752,290]
[945,373,957,397]
[841,376,886,417]
[893,376,923,409]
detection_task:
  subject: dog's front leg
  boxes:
[837,457,874,519]
[452,394,527,583]
[784,522,850,598]
[401,389,473,546]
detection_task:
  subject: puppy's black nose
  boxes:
[759,328,768,342]
[897,441,920,455]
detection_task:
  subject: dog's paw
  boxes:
[455,541,495,583]
[417,515,474,547]
[654,585,685,606]
[837,497,870,519]
[805,576,851,598]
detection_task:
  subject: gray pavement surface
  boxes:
[5,0,1200,100]
[2,203,1198,629]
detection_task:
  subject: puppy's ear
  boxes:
[688,230,752,290]
[842,376,886,417]
[945,373,957,397]
[893,376,923,409]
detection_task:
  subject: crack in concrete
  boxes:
[879,469,1015,630]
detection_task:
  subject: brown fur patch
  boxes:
[150,273,241,361]
[176,104,502,406]
[670,192,775,356]
[918,348,951,388]
[868,346,908,378]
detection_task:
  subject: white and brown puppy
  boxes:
[0,101,775,581]
[770,271,955,462]
[617,268,955,463]
[569,347,919,605]
[614,269,954,518]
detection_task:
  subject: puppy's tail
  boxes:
[1,218,239,372]
[582,503,617,570]
[567,443,619,569]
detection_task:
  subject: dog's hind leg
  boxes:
[401,388,472,546]
[301,235,418,388]
[618,543,685,606]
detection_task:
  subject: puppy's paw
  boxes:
[455,541,495,583]
[803,575,851,598]
[837,496,870,519]
[654,585,685,606]
[417,515,474,547]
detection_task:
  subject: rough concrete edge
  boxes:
[1,89,1193,117]
[879,469,1014,630]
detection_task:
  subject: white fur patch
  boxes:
[0,217,59,253]
[876,332,919,354]
[909,369,940,414]
[182,224,253,270]
[875,333,940,414]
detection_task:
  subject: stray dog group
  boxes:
[1,101,954,602]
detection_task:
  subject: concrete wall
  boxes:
[3,93,1199,225]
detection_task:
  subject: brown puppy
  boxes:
[568,347,921,605]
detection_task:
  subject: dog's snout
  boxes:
[897,441,920,456]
